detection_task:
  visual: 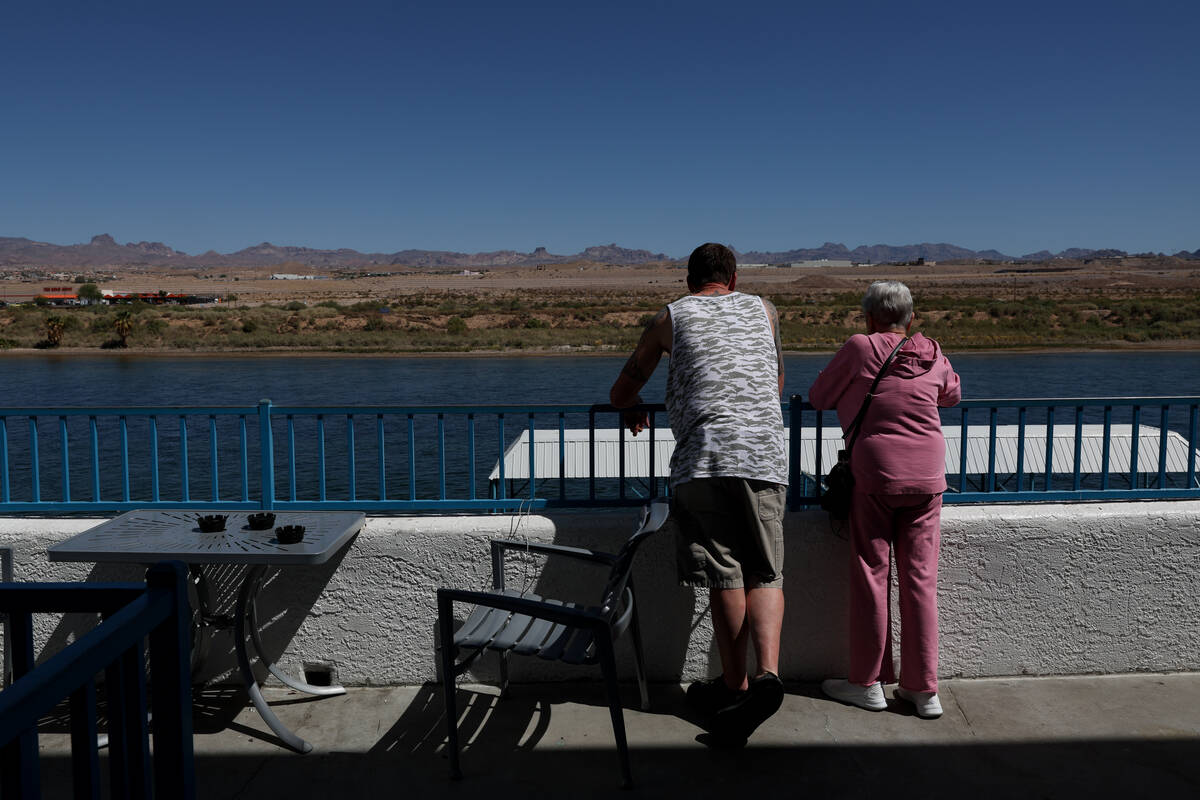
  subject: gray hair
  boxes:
[861,280,913,328]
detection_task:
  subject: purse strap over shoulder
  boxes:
[843,335,909,453]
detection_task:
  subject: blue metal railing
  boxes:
[790,395,1200,508]
[0,397,1197,514]
[0,561,194,799]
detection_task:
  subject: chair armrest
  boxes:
[489,540,616,589]
[436,587,606,630]
[492,540,617,565]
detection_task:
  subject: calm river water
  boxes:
[3,350,1200,407]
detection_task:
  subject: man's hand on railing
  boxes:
[623,409,649,437]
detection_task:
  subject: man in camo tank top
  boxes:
[609,242,788,744]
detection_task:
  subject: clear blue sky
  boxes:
[3,0,1197,258]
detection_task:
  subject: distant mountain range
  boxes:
[0,234,1196,270]
[735,242,1199,264]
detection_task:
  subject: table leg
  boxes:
[247,589,346,698]
[187,565,213,679]
[233,566,313,754]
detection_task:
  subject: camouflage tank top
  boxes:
[665,292,788,487]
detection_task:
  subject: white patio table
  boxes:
[48,509,365,754]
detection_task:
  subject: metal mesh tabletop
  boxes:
[48,510,364,565]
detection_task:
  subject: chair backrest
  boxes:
[598,499,671,617]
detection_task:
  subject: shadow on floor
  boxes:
[27,680,1200,799]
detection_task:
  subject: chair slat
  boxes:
[511,599,564,655]
[538,605,598,663]
[453,588,523,649]
[455,607,512,649]
[535,620,578,661]
[488,611,537,651]
[453,604,501,645]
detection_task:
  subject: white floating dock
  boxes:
[489,425,1199,482]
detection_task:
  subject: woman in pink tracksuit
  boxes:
[809,281,961,719]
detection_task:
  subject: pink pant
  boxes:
[847,490,942,693]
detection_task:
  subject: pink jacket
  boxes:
[808,332,961,494]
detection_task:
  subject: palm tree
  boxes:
[45,316,65,347]
[113,310,133,347]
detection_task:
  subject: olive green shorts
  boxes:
[671,477,787,589]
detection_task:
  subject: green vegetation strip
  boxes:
[2,291,1200,352]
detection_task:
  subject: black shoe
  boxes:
[686,675,746,716]
[710,672,785,745]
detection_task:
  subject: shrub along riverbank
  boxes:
[2,290,1199,353]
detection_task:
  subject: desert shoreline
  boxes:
[4,259,1199,354]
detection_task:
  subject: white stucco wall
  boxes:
[2,501,1198,686]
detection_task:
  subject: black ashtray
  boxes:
[197,514,227,533]
[275,525,305,544]
[246,512,276,530]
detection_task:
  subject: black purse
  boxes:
[819,336,909,520]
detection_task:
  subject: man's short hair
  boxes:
[862,280,914,327]
[687,243,736,286]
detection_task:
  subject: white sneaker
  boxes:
[895,687,943,719]
[820,679,887,711]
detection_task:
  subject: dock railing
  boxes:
[0,561,194,799]
[0,397,1197,514]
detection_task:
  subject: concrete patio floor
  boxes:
[33,672,1200,799]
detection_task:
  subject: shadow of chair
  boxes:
[437,498,671,789]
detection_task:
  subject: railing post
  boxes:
[0,416,8,504]
[59,416,70,503]
[617,409,626,501]
[1073,406,1084,491]
[958,407,969,493]
[588,407,596,501]
[347,414,357,501]
[788,395,801,511]
[178,416,190,503]
[29,417,40,504]
[1157,404,1170,490]
[987,406,998,493]
[558,412,566,501]
[815,409,826,499]
[146,561,196,800]
[3,610,38,796]
[149,416,160,503]
[647,409,656,499]
[1100,406,1111,491]
[1188,404,1198,489]
[258,400,275,510]
[526,413,535,502]
[377,414,387,502]
[1016,407,1027,492]
[119,415,130,503]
